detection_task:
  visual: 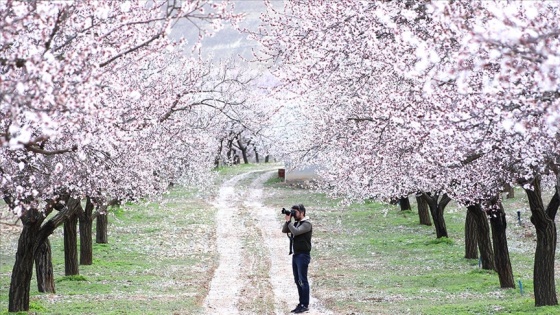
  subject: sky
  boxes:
[170,0,282,62]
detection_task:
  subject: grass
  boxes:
[0,186,218,315]
[215,162,283,178]
[1,166,560,314]
[261,179,560,315]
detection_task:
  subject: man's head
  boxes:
[291,204,306,220]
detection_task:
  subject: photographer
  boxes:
[282,204,312,314]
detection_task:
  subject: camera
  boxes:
[281,207,296,216]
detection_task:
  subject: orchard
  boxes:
[1,0,559,313]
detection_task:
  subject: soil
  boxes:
[0,169,331,314]
[203,170,331,315]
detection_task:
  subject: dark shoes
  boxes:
[291,304,309,313]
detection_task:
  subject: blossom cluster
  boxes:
[0,0,264,215]
[257,0,559,205]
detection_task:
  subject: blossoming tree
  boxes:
[256,0,559,306]
[0,0,248,311]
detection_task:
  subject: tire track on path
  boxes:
[203,172,253,314]
[245,170,332,315]
[204,169,332,314]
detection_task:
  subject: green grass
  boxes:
[262,181,560,315]
[0,186,217,315]
[1,168,559,314]
[56,275,88,283]
[215,162,283,177]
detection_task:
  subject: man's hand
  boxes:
[285,214,291,222]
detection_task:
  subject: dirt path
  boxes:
[203,170,331,315]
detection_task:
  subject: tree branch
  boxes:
[99,32,163,68]
[24,144,77,155]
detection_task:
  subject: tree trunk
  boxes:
[254,146,260,163]
[524,177,559,306]
[464,207,478,259]
[215,138,224,168]
[79,197,94,265]
[237,138,249,164]
[35,238,55,293]
[9,197,79,312]
[9,208,42,312]
[64,204,79,276]
[265,155,270,163]
[96,205,109,244]
[399,196,411,211]
[468,205,494,270]
[504,183,515,199]
[488,201,515,288]
[416,195,431,226]
[421,193,450,238]
[226,137,235,164]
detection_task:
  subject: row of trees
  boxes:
[0,1,280,312]
[3,0,558,311]
[255,0,560,307]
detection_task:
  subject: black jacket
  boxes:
[282,219,312,254]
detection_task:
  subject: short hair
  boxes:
[291,204,306,215]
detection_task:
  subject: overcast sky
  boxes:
[170,0,282,62]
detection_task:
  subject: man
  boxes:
[282,204,312,314]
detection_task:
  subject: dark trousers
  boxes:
[292,252,311,307]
